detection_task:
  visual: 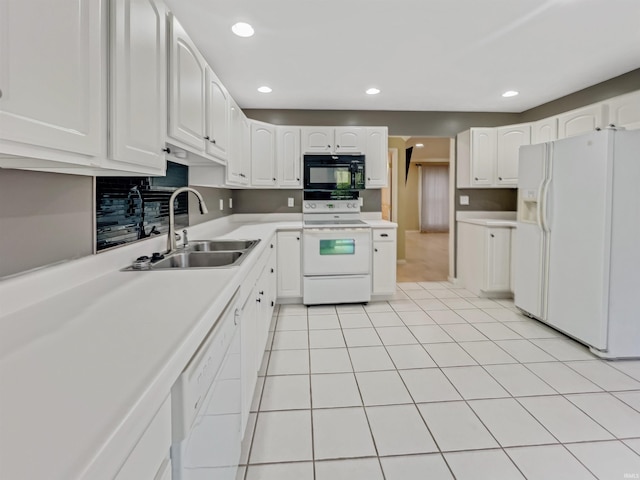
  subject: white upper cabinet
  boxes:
[470,128,496,186]
[0,0,104,157]
[277,127,302,188]
[557,103,607,139]
[607,90,640,130]
[531,117,558,144]
[168,14,206,151]
[204,66,229,161]
[227,99,249,185]
[250,121,277,187]
[496,124,530,186]
[301,127,334,153]
[109,0,167,174]
[365,127,388,188]
[334,127,366,153]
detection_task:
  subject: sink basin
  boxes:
[151,251,244,269]
[187,239,260,252]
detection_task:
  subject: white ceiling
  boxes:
[164,0,640,113]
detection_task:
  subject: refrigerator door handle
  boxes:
[541,144,553,233]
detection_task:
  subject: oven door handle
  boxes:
[303,228,371,234]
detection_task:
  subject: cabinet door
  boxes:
[168,15,206,151]
[485,228,511,292]
[470,128,496,186]
[277,231,302,297]
[365,127,389,188]
[607,90,640,130]
[557,103,606,139]
[240,289,258,433]
[110,0,166,172]
[250,121,277,186]
[0,0,104,156]
[372,240,396,295]
[496,124,530,186]
[531,117,558,144]
[334,127,365,153]
[205,66,229,160]
[277,127,302,187]
[227,99,248,185]
[301,127,333,153]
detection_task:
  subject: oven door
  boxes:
[303,228,371,275]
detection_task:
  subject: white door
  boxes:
[168,15,206,151]
[0,0,104,156]
[485,228,511,291]
[334,127,365,153]
[496,124,530,185]
[557,103,606,139]
[277,231,302,297]
[607,90,640,130]
[301,127,333,153]
[250,122,276,186]
[365,127,388,188]
[514,143,547,319]
[110,0,166,172]
[277,127,302,187]
[546,131,610,349]
[531,118,558,144]
[205,67,229,160]
[303,229,371,275]
[470,128,495,186]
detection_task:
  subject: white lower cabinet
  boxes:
[114,396,171,480]
[277,231,302,299]
[457,222,513,297]
[372,228,397,296]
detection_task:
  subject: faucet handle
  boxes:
[182,229,189,248]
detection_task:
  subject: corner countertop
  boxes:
[456,211,517,228]
[457,218,517,227]
[0,220,294,480]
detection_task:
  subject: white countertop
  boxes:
[457,218,517,227]
[0,216,396,480]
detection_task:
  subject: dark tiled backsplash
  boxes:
[96,162,188,251]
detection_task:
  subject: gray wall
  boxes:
[520,69,640,122]
[189,186,234,225]
[0,169,94,277]
[233,189,382,213]
[456,189,518,212]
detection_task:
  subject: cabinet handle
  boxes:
[0,88,2,99]
[270,244,274,249]
[271,301,275,307]
[296,237,300,240]
[272,178,276,181]
[327,144,331,148]
[270,268,274,273]
[336,145,340,148]
[374,248,378,252]
[296,177,300,181]
[367,177,371,181]
[256,298,261,303]
[490,234,495,238]
[162,147,171,153]
[204,135,210,140]
[380,233,388,237]
[259,290,264,295]
[498,177,503,181]
[474,177,479,181]
[210,139,216,144]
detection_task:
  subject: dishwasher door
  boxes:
[171,291,242,480]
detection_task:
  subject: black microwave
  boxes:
[303,154,366,190]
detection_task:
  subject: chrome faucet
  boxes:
[167,187,208,254]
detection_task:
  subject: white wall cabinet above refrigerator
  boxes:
[496,124,531,186]
[531,117,558,144]
[556,103,607,139]
[607,90,640,130]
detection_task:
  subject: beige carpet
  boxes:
[397,231,449,282]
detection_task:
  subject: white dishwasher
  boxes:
[171,289,242,480]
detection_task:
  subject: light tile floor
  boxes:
[237,282,640,480]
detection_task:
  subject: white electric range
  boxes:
[302,197,372,305]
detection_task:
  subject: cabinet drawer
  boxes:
[372,229,396,242]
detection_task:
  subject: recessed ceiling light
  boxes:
[231,22,254,37]
[257,86,272,93]
[502,90,519,98]
[366,88,380,95]
[415,143,424,148]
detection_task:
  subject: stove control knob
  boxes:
[311,204,316,209]
[304,203,310,208]
[347,203,352,208]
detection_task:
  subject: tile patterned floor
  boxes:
[236,282,640,480]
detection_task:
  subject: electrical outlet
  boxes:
[229,198,233,209]
[460,195,470,206]
[287,197,294,207]
[359,197,364,206]
[219,199,224,210]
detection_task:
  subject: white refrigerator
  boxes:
[514,128,640,359]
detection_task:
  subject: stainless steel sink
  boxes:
[151,251,244,269]
[187,239,259,252]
